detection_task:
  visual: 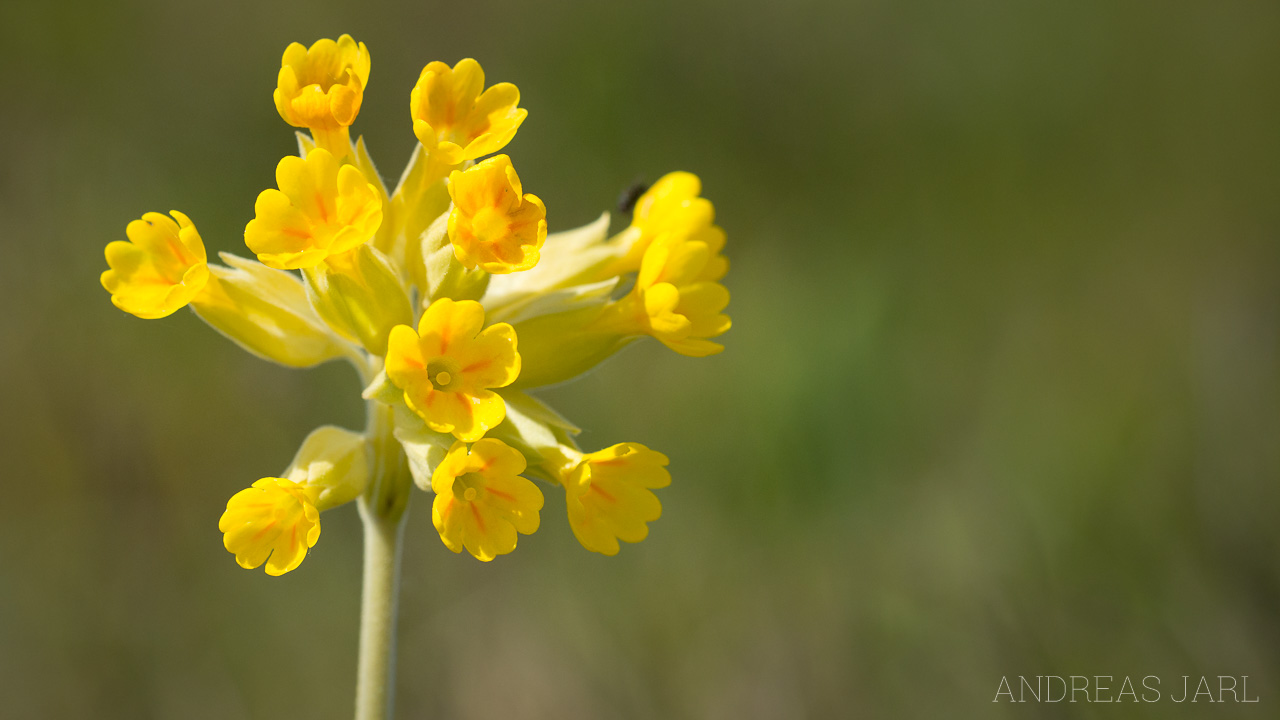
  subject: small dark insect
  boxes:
[616,179,650,217]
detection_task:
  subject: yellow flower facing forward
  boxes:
[219,478,321,576]
[598,232,730,357]
[274,34,370,156]
[385,298,520,441]
[244,148,383,269]
[410,59,526,165]
[431,439,542,561]
[101,210,209,319]
[448,155,547,273]
[557,443,670,556]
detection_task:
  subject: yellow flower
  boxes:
[101,210,209,319]
[431,438,542,561]
[410,59,526,165]
[632,172,713,236]
[219,477,321,576]
[558,443,670,556]
[274,34,370,156]
[599,232,730,357]
[447,155,547,273]
[609,171,720,274]
[385,298,520,441]
[244,148,383,269]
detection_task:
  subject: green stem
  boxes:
[353,366,412,720]
[354,495,406,720]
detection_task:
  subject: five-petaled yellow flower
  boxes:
[219,477,321,576]
[557,443,670,556]
[410,58,526,165]
[386,298,520,441]
[101,210,209,319]
[274,34,370,156]
[447,155,547,273]
[432,439,543,561]
[244,148,383,269]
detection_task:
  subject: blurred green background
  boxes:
[2,0,1279,717]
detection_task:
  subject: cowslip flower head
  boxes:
[244,148,383,269]
[431,438,542,561]
[447,154,547,273]
[557,443,670,556]
[385,298,520,441]
[111,29,725,640]
[274,34,370,156]
[106,36,735,719]
[101,210,208,318]
[219,477,321,576]
[410,58,526,166]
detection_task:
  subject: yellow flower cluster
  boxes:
[101,36,731,571]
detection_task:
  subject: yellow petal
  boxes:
[410,58,526,165]
[447,155,547,273]
[244,149,382,269]
[428,438,539,561]
[102,210,209,318]
[219,477,321,575]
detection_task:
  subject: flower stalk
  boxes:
[354,365,411,720]
[355,493,407,720]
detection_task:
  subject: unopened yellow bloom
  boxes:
[432,438,542,561]
[448,155,547,273]
[101,210,209,318]
[219,477,321,576]
[385,298,520,441]
[304,244,414,356]
[244,148,383,269]
[558,443,670,556]
[193,253,352,368]
[410,59,526,165]
[599,232,730,357]
[282,425,370,511]
[274,35,370,156]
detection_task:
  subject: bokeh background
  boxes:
[2,0,1279,717]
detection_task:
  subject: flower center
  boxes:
[425,359,461,391]
[471,206,511,244]
[453,471,485,502]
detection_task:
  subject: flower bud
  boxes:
[304,244,413,356]
[191,253,351,367]
[391,405,454,492]
[420,213,490,303]
[488,390,580,473]
[509,306,633,389]
[282,425,370,511]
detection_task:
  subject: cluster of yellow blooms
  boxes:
[101,35,730,573]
